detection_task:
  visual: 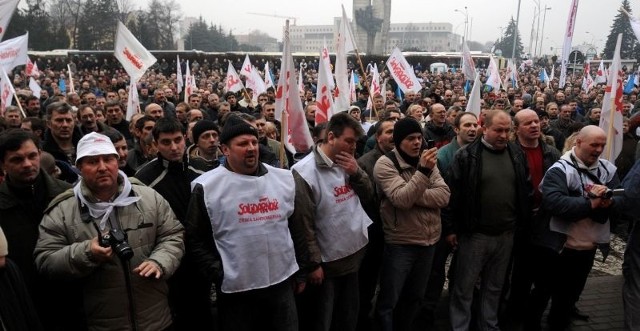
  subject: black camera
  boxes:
[99,229,134,261]
[588,188,624,199]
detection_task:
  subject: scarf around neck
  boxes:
[73,170,140,230]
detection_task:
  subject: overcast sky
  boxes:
[144,0,640,56]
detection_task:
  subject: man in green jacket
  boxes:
[35,132,184,331]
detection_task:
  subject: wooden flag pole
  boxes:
[278,20,291,168]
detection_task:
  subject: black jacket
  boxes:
[134,154,204,224]
[448,139,532,235]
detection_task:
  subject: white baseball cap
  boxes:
[75,132,119,166]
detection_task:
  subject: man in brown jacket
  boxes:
[373,117,450,331]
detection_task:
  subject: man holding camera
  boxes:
[528,125,622,330]
[34,132,185,331]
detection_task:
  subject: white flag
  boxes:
[67,64,75,94]
[176,55,183,95]
[315,46,336,124]
[466,73,482,116]
[486,56,502,91]
[550,64,555,82]
[623,8,640,45]
[0,0,18,41]
[595,60,607,84]
[240,54,252,77]
[366,63,381,112]
[582,62,594,92]
[380,78,388,102]
[28,76,41,97]
[264,62,275,90]
[184,60,193,103]
[225,61,243,93]
[334,5,357,112]
[275,23,314,154]
[559,0,579,89]
[125,85,140,121]
[0,66,15,116]
[114,21,157,81]
[462,41,476,81]
[0,33,28,73]
[251,68,267,98]
[386,47,421,93]
[599,34,624,162]
[320,38,335,90]
[239,55,265,102]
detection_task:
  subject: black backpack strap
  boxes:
[385,151,403,174]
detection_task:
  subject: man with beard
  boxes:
[25,95,41,118]
[77,105,110,135]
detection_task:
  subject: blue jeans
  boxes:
[449,231,514,331]
[376,243,436,331]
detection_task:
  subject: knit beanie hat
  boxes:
[220,116,258,144]
[393,117,423,148]
[192,120,219,143]
[0,226,7,257]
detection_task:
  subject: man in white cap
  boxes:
[34,132,185,331]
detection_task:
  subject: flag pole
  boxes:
[13,93,25,118]
[278,20,290,168]
[344,23,378,121]
[604,88,616,160]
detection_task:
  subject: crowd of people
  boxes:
[1,52,640,331]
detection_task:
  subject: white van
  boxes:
[430,62,448,74]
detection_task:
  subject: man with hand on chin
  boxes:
[34,132,184,331]
[292,112,374,331]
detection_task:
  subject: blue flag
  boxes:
[59,78,66,95]
[624,74,636,94]
[464,80,471,95]
[396,85,403,103]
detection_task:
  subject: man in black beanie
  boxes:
[185,112,316,331]
[373,117,450,330]
[188,120,221,171]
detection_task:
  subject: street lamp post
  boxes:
[455,6,469,44]
[513,0,522,59]
[538,6,551,56]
